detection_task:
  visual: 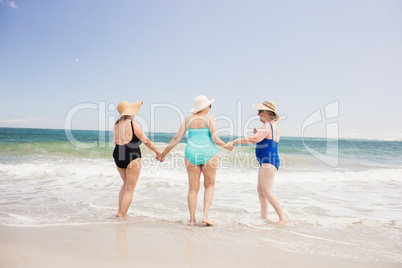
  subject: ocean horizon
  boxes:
[1,126,401,141]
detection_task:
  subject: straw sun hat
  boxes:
[190,95,215,113]
[253,100,280,121]
[117,101,143,118]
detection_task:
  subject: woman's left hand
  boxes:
[156,153,165,162]
[225,142,234,151]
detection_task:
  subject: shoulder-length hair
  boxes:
[115,115,132,125]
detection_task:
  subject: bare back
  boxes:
[113,119,134,145]
[264,121,280,143]
[187,114,211,129]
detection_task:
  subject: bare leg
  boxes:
[257,168,269,220]
[116,167,127,217]
[119,159,141,220]
[201,154,219,226]
[185,158,202,225]
[259,164,288,224]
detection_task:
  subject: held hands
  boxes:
[156,152,166,162]
[225,142,234,151]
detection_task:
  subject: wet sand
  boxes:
[0,222,399,268]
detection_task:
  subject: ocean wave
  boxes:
[0,141,114,158]
[1,153,402,182]
[2,132,402,170]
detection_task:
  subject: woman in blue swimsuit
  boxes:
[158,95,233,226]
[113,101,161,220]
[232,101,288,224]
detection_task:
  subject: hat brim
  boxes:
[253,104,280,121]
[119,101,143,118]
[190,99,215,113]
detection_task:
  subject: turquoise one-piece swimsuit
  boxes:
[185,116,218,165]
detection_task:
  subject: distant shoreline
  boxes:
[0,126,401,141]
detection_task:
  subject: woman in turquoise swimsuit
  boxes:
[158,95,233,226]
[232,101,288,224]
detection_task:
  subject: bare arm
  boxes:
[208,115,225,147]
[132,121,161,155]
[208,115,233,150]
[159,118,188,158]
[233,124,269,145]
[112,124,117,144]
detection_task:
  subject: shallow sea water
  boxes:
[1,128,401,263]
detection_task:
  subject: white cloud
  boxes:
[75,58,79,62]
[0,119,26,123]
[9,1,18,8]
[2,0,18,8]
[341,132,402,141]
[0,117,50,124]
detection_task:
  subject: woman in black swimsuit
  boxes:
[113,101,161,219]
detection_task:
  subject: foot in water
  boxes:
[277,218,289,225]
[263,218,275,224]
[202,218,213,226]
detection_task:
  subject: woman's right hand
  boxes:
[156,152,166,162]
[225,142,234,151]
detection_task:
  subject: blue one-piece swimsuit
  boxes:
[255,122,280,170]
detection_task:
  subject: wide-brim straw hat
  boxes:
[117,101,143,118]
[253,100,279,121]
[190,95,215,113]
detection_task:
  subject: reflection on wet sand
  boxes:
[185,226,211,264]
[115,223,130,261]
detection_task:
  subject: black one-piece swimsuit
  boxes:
[113,121,142,168]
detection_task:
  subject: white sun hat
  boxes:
[253,100,279,121]
[190,95,215,113]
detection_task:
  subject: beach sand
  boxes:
[0,222,399,268]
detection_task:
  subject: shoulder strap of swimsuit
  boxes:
[130,120,135,135]
[205,115,208,127]
[268,122,274,139]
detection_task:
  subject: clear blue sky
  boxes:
[1,0,401,139]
